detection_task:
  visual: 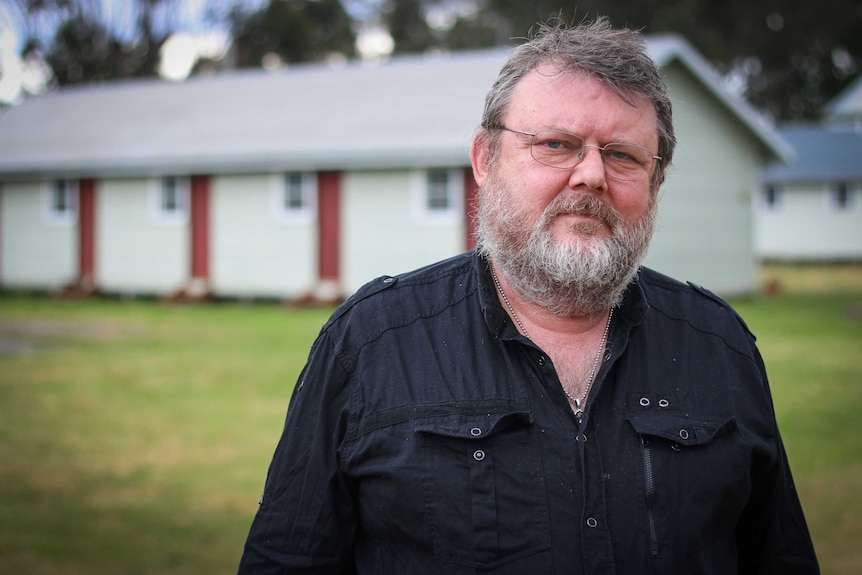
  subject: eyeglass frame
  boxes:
[491,125,662,182]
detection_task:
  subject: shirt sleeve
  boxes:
[735,345,820,575]
[237,331,358,575]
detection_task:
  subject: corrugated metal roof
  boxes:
[762,123,862,184]
[0,37,789,180]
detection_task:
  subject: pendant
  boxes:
[574,399,584,424]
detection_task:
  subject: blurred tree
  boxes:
[10,0,860,119]
[436,0,862,120]
[386,0,435,54]
[442,12,501,51]
[17,0,178,85]
[228,0,356,67]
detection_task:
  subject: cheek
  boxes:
[492,165,563,219]
[609,186,653,223]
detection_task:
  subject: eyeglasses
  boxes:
[495,126,661,182]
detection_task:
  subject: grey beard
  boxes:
[476,185,656,316]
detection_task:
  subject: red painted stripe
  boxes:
[78,179,96,281]
[190,176,210,279]
[463,169,479,251]
[317,172,341,281]
[0,183,3,283]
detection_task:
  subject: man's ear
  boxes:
[470,133,492,188]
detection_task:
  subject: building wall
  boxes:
[756,182,862,261]
[0,181,77,289]
[342,169,466,294]
[210,173,316,299]
[97,178,189,294]
[644,62,762,296]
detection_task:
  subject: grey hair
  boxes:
[477,17,675,190]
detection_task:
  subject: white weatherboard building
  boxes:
[0,36,790,301]
[756,77,862,263]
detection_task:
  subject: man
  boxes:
[237,18,819,574]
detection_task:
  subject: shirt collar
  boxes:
[476,252,512,339]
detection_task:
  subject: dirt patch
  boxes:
[0,320,145,354]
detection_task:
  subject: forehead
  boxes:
[506,66,658,146]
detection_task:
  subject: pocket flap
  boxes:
[415,409,532,440]
[627,414,737,446]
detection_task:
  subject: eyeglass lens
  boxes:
[529,130,655,181]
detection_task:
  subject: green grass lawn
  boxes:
[0,264,859,574]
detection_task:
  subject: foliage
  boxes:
[385,0,435,55]
[462,0,862,120]
[17,0,176,85]
[9,0,862,119]
[228,0,356,67]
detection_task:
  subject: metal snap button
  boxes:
[382,277,394,283]
[586,517,598,528]
[679,429,690,440]
[537,356,545,366]
[658,399,669,408]
[639,397,650,407]
[473,450,485,461]
[671,443,681,452]
[470,427,482,437]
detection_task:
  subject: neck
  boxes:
[491,261,611,337]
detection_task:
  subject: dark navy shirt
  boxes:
[238,251,819,574]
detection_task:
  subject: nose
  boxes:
[569,145,607,193]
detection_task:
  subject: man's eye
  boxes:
[608,149,635,161]
[606,147,643,165]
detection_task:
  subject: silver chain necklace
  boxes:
[490,265,613,424]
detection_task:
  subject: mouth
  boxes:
[542,194,621,234]
[553,213,604,236]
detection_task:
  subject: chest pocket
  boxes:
[626,412,748,555]
[415,408,550,569]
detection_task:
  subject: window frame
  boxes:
[270,172,317,223]
[826,181,856,211]
[411,167,464,225]
[44,179,79,226]
[759,184,782,212]
[150,176,190,226]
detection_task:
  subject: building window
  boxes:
[828,182,855,211]
[413,168,463,224]
[162,176,184,212]
[284,173,307,210]
[151,176,189,224]
[271,172,316,222]
[760,185,781,210]
[426,169,452,211]
[45,179,78,225]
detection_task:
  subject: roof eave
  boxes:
[650,34,796,165]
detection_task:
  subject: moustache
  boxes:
[540,194,622,230]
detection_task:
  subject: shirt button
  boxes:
[470,427,482,437]
[586,517,598,528]
[679,429,690,440]
[658,398,670,408]
[639,397,650,407]
[537,355,546,366]
[473,449,485,461]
